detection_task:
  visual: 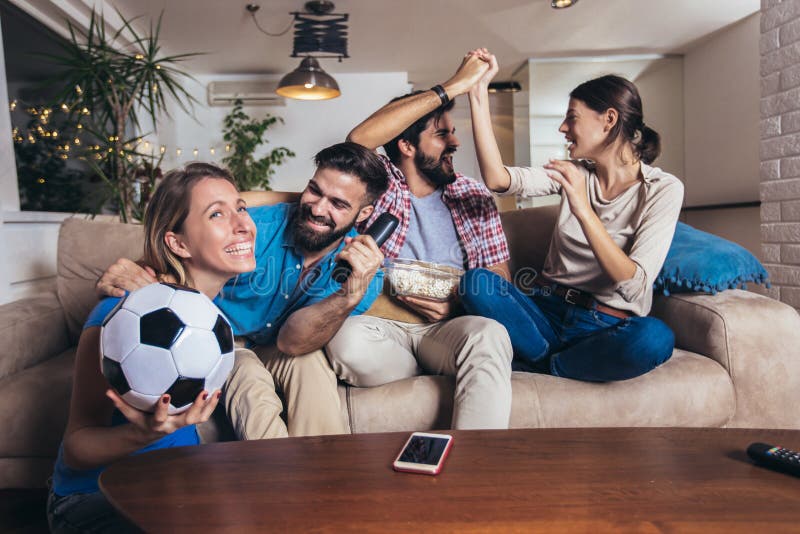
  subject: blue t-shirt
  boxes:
[52,297,200,496]
[214,203,384,346]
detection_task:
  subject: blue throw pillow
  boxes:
[654,222,770,296]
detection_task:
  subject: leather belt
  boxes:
[534,279,632,319]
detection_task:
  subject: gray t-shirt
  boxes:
[397,189,465,269]
[502,162,684,316]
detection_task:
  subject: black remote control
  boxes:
[332,212,399,284]
[746,442,800,478]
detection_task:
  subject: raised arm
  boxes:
[468,51,512,193]
[347,52,490,150]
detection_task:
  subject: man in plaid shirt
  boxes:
[326,52,514,430]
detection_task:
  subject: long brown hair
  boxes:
[142,162,236,285]
[570,74,661,165]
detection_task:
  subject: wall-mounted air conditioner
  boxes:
[207,80,286,106]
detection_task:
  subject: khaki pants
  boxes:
[224,345,346,440]
[325,315,513,430]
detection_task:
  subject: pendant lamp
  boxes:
[248,1,347,101]
[276,57,340,100]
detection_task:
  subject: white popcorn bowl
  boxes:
[383,258,464,302]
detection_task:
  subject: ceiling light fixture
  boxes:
[247,1,348,101]
[276,56,341,100]
[551,0,579,8]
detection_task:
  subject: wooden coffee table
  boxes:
[100,428,800,532]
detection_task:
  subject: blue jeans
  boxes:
[459,268,674,382]
[47,485,140,533]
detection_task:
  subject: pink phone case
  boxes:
[393,435,453,475]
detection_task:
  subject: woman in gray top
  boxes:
[460,49,683,381]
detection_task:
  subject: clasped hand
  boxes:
[336,235,384,303]
[444,48,492,97]
[397,294,455,323]
[96,258,158,297]
[544,159,592,220]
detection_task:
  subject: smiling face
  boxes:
[292,166,374,253]
[559,98,612,161]
[167,177,256,294]
[412,111,459,186]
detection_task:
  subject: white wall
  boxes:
[683,206,763,261]
[680,13,761,261]
[634,57,685,180]
[449,91,517,212]
[153,72,411,192]
[684,14,760,207]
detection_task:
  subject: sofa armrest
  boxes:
[650,290,800,429]
[0,291,71,380]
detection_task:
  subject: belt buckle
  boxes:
[564,288,580,305]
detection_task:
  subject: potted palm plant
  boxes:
[46,8,198,222]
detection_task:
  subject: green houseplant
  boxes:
[45,8,198,222]
[222,98,294,191]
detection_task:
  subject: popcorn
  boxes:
[384,259,464,301]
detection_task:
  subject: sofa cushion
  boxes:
[652,290,800,429]
[345,375,455,433]
[0,457,58,489]
[0,291,69,380]
[499,204,558,280]
[508,350,734,428]
[0,348,75,458]
[345,349,734,432]
[57,218,144,342]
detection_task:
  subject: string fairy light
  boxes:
[10,100,237,165]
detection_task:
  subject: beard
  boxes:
[414,147,457,187]
[290,203,356,252]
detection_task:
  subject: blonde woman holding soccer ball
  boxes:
[49,163,258,533]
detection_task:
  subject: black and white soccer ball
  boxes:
[100,282,235,414]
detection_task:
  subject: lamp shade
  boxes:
[276,56,340,100]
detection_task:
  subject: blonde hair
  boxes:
[143,162,236,285]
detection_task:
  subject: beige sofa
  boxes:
[2,206,799,488]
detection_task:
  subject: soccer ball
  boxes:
[100,282,235,414]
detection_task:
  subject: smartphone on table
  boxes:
[393,432,453,475]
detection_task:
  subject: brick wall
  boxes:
[761,0,800,309]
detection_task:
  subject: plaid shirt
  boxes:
[357,155,510,269]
